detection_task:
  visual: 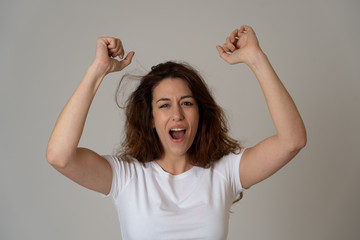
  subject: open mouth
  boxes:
[169,128,186,140]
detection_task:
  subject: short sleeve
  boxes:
[233,148,246,195]
[214,148,246,200]
[100,155,135,199]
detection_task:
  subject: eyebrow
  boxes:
[156,95,194,103]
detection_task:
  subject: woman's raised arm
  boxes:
[217,25,306,189]
[46,37,134,195]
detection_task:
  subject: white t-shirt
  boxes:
[103,149,245,240]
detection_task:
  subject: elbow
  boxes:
[287,131,307,154]
[293,130,307,150]
[299,134,307,149]
[46,146,71,169]
[279,126,307,154]
[297,128,307,150]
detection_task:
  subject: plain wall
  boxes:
[1,0,359,239]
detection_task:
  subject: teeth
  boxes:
[170,128,185,131]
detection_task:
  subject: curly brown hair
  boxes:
[116,61,241,168]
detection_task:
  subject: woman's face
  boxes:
[152,78,199,160]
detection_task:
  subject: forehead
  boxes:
[152,78,192,99]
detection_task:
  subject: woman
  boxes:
[47,25,306,239]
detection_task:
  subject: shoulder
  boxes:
[103,155,146,171]
[102,155,151,182]
[102,155,149,198]
[212,149,246,190]
[213,149,245,172]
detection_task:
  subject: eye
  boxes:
[159,103,169,108]
[182,101,193,106]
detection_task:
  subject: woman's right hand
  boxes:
[47,37,134,195]
[91,37,135,76]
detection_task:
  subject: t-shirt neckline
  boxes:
[151,161,198,179]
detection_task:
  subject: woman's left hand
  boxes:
[216,25,262,65]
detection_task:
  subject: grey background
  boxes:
[1,0,359,239]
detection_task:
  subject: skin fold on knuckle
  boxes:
[226,44,234,52]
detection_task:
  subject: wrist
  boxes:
[246,48,266,63]
[246,49,268,71]
[82,64,107,93]
[88,61,109,79]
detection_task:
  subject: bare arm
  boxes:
[217,25,306,189]
[46,37,134,195]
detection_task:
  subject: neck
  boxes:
[155,154,193,175]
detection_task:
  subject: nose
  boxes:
[172,103,184,121]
